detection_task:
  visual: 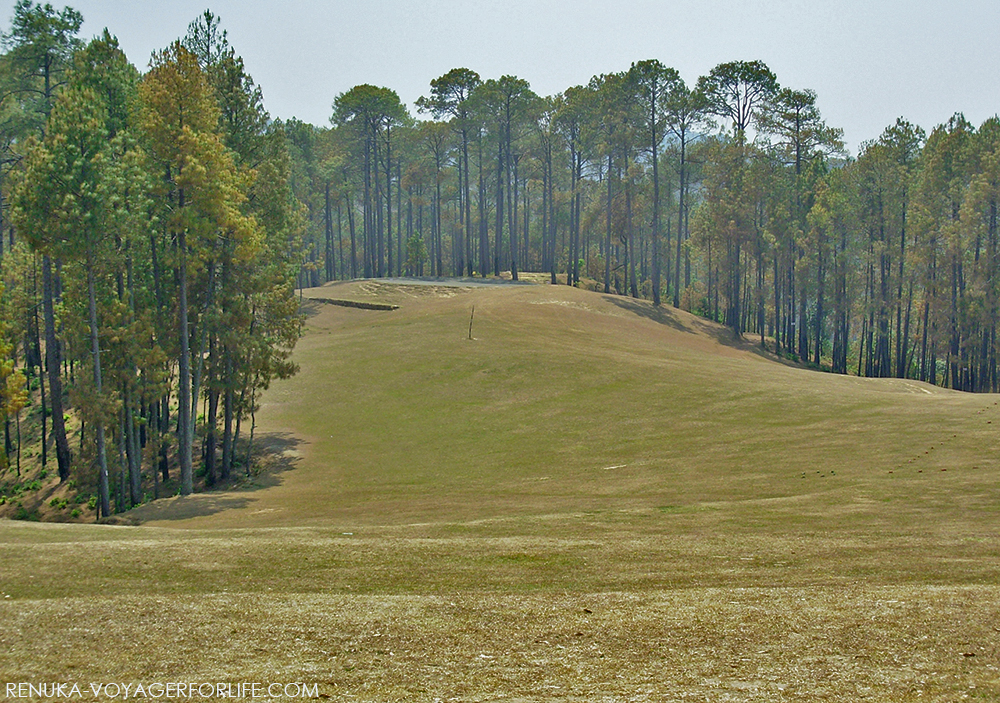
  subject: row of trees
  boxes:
[286,60,1000,392]
[0,3,300,514]
[810,114,1000,391]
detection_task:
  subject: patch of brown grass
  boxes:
[2,585,997,701]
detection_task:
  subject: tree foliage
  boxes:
[1,8,302,516]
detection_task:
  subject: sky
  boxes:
[7,0,1000,155]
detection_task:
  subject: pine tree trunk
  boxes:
[244,406,255,477]
[32,260,47,470]
[651,108,661,306]
[123,384,140,506]
[42,255,70,481]
[204,337,219,487]
[325,183,333,281]
[463,129,473,277]
[177,230,193,496]
[627,174,638,298]
[674,139,687,308]
[494,140,503,277]
[385,126,393,277]
[222,353,234,480]
[86,260,110,518]
[604,155,613,294]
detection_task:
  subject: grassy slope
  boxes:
[2,280,999,701]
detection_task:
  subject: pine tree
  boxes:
[139,41,257,495]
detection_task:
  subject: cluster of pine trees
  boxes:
[289,62,1000,393]
[0,4,300,514]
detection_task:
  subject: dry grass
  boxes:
[2,280,1000,701]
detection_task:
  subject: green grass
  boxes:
[189,280,1000,535]
[1,280,999,701]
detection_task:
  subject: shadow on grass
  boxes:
[126,493,255,523]
[251,431,304,488]
[603,295,690,333]
[602,295,790,364]
[127,432,304,523]
[298,298,324,320]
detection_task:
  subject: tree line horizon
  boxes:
[316,54,997,393]
[1,4,998,516]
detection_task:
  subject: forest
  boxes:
[2,2,999,516]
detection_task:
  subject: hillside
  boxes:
[136,279,998,533]
[3,279,999,702]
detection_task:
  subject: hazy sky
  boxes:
[7,0,999,154]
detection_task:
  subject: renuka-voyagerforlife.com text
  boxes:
[5,682,320,699]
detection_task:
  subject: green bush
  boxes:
[13,505,39,521]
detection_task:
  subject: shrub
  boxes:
[14,505,39,521]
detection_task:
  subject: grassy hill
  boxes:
[139,279,1000,532]
[2,279,998,701]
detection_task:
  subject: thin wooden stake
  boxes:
[468,305,475,340]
